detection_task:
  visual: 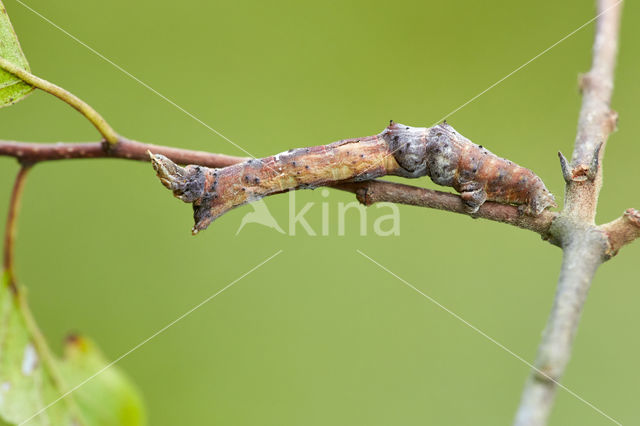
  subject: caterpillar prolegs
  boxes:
[151,122,556,233]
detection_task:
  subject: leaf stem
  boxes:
[0,56,120,145]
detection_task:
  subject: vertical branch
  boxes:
[514,1,623,425]
[3,164,32,292]
[514,224,612,426]
[564,0,622,223]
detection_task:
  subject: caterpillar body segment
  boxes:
[420,122,556,215]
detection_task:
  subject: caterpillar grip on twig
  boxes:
[150,121,556,234]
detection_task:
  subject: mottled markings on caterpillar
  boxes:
[411,122,556,215]
[151,122,556,233]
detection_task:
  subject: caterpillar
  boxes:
[151,121,556,233]
[386,121,557,216]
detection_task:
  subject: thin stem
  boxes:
[3,164,32,292]
[600,208,640,256]
[0,56,120,145]
[0,138,248,168]
[337,180,558,239]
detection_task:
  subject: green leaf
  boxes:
[59,336,146,426]
[0,1,34,107]
[0,273,146,425]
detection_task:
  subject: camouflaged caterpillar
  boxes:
[386,122,557,215]
[151,121,556,233]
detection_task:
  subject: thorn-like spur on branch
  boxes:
[557,151,572,184]
[150,121,557,234]
[558,143,602,184]
[600,208,640,257]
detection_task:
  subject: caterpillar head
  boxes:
[149,152,206,203]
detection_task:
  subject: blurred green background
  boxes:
[1,0,639,424]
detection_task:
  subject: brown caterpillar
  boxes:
[151,121,556,233]
[386,121,557,215]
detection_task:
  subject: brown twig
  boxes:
[336,180,557,238]
[600,208,640,257]
[514,1,624,425]
[0,138,247,168]
[3,164,32,292]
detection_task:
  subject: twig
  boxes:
[3,164,32,292]
[514,1,623,425]
[337,180,558,238]
[0,56,120,144]
[0,138,247,168]
[600,208,640,257]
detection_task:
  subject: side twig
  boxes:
[600,208,640,257]
[3,164,31,292]
[337,180,557,238]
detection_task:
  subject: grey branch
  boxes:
[514,1,624,425]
